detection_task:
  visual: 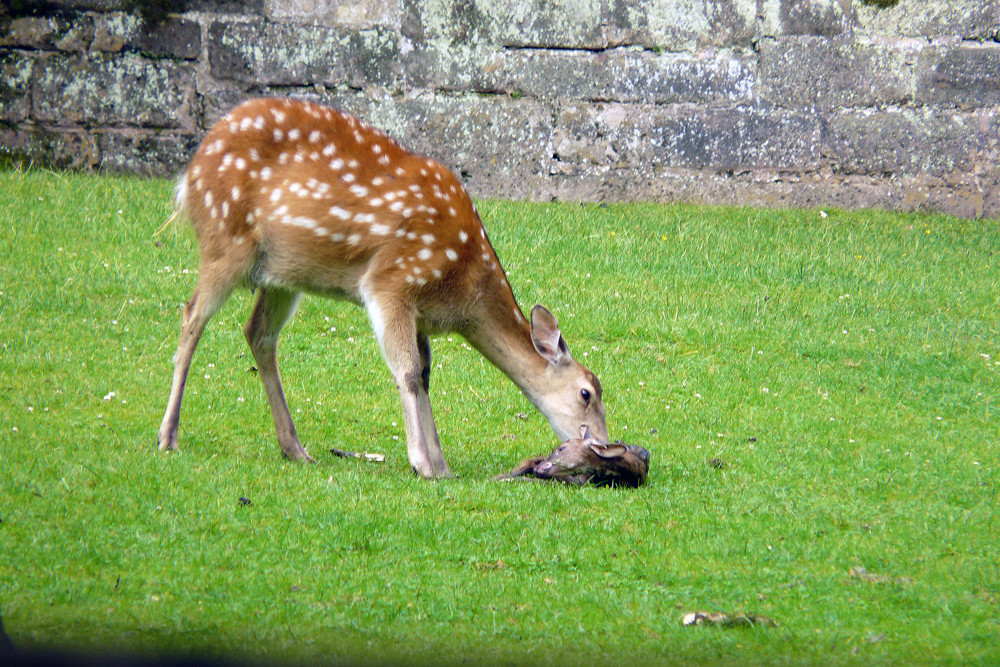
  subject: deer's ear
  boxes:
[590,443,627,459]
[530,305,570,366]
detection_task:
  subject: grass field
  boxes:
[0,167,997,665]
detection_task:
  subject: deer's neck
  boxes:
[460,286,545,401]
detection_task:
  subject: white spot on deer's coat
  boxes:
[309,130,321,143]
[288,128,301,141]
[417,248,432,261]
[235,158,246,170]
[329,206,351,221]
[389,201,404,212]
[445,248,458,261]
[330,158,344,170]
[347,233,361,245]
[342,173,356,183]
[353,213,375,224]
[240,117,252,131]
[350,185,369,197]
[260,167,272,180]
[372,144,382,154]
[323,144,336,156]
[330,232,345,242]
[458,230,469,243]
[253,116,264,130]
[372,177,385,186]
[370,223,390,236]
[288,216,317,229]
[204,192,213,208]
[270,189,282,202]
[370,198,384,207]
[231,187,241,201]
[221,201,229,217]
[421,233,435,245]
[273,129,284,142]
[222,154,233,167]
[271,109,286,123]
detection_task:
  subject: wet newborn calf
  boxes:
[495,426,650,488]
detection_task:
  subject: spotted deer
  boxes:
[157,97,607,478]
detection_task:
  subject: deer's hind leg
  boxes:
[244,287,313,461]
[158,261,240,452]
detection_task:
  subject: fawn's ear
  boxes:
[589,443,628,459]
[530,305,571,366]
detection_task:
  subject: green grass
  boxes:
[0,167,997,665]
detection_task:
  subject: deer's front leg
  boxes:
[365,297,450,479]
[417,333,451,477]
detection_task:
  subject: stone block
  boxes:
[87,12,199,58]
[401,43,502,92]
[499,49,755,104]
[555,103,821,172]
[268,0,400,29]
[10,0,131,12]
[129,16,201,59]
[97,130,202,176]
[855,0,1000,39]
[827,108,983,176]
[0,125,99,170]
[485,0,605,48]
[89,12,139,53]
[185,0,265,15]
[402,0,605,48]
[605,0,756,50]
[0,52,34,122]
[918,43,1000,110]
[0,15,95,51]
[759,37,918,108]
[208,19,400,88]
[32,53,194,127]
[760,0,851,37]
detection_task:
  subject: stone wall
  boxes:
[1,0,998,218]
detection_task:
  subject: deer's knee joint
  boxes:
[399,369,424,396]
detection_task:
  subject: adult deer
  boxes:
[157,97,607,478]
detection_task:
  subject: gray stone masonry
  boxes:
[1,0,998,218]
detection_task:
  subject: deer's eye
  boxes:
[580,388,591,405]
